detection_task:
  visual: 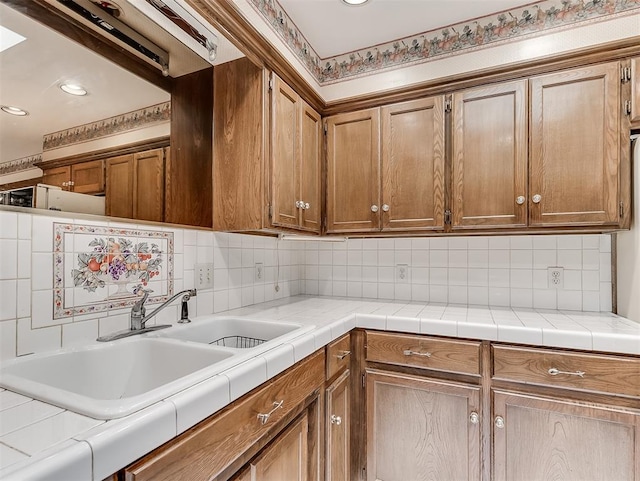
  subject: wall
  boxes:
[300,234,612,312]
[0,210,301,361]
[617,139,640,322]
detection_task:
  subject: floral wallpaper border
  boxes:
[248,0,640,85]
[53,223,174,319]
[43,101,171,151]
[0,154,42,176]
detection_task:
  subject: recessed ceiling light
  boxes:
[60,83,88,96]
[342,0,370,5]
[1,105,28,116]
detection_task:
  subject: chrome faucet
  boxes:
[97,289,197,342]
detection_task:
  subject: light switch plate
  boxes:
[195,263,214,289]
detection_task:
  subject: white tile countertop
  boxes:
[1,295,639,480]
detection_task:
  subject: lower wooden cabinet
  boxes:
[492,390,640,481]
[366,369,482,481]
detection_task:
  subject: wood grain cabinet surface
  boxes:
[41,159,104,194]
[632,57,640,123]
[270,73,322,233]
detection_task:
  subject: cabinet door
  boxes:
[105,154,134,218]
[381,97,445,231]
[452,80,527,229]
[250,414,308,481]
[134,149,164,222]
[271,75,301,229]
[632,57,640,123]
[493,390,640,481]
[42,166,71,191]
[326,370,350,481]
[366,370,481,481]
[299,102,322,233]
[326,108,380,233]
[71,160,104,194]
[529,62,620,226]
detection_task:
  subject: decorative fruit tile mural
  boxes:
[53,223,174,319]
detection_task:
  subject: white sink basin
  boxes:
[0,338,236,419]
[156,317,313,348]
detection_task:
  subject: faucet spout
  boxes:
[137,289,197,330]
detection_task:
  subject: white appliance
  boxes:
[34,184,105,215]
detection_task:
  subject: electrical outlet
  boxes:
[548,267,564,289]
[255,262,264,281]
[396,264,409,284]
[195,263,214,289]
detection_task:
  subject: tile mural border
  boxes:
[248,0,640,85]
[53,223,174,319]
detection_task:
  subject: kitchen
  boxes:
[0,0,639,479]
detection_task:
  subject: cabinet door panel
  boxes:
[105,155,133,219]
[42,166,71,191]
[326,109,380,233]
[134,149,164,222]
[493,390,640,481]
[271,77,300,229]
[632,57,639,123]
[381,97,445,230]
[367,370,481,481]
[326,370,349,481]
[72,160,104,194]
[251,414,308,481]
[452,80,527,228]
[300,102,322,232]
[530,63,619,226]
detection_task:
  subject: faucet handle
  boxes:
[132,288,153,313]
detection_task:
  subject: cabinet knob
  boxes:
[295,200,302,209]
[304,202,310,210]
[371,205,379,213]
[532,194,542,204]
[330,414,342,425]
[494,416,505,429]
[469,412,480,425]
[257,400,284,425]
[382,204,390,212]
[516,196,525,205]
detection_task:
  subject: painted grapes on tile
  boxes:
[53,223,174,319]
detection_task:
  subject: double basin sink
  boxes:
[0,318,314,419]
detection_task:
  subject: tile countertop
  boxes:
[1,295,639,480]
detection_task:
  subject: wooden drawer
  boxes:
[492,345,640,398]
[366,331,481,376]
[326,333,351,380]
[125,350,324,481]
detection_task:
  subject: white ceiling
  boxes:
[278,0,538,58]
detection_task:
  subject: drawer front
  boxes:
[493,345,640,398]
[326,333,351,380]
[366,331,481,376]
[125,350,324,481]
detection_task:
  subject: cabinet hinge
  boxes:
[362,467,366,480]
[268,72,274,91]
[620,202,624,218]
[362,372,366,389]
[268,204,273,219]
[624,100,632,116]
[444,209,452,225]
[621,66,632,83]
[445,97,452,113]
[323,121,328,135]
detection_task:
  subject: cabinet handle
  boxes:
[403,349,431,358]
[330,414,342,425]
[516,196,525,205]
[257,400,284,425]
[548,367,585,378]
[532,194,542,204]
[336,350,351,360]
[494,416,505,429]
[382,204,390,212]
[469,412,480,425]
[371,205,379,213]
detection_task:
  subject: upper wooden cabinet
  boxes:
[271,74,322,233]
[631,57,640,123]
[529,62,621,227]
[41,159,104,194]
[452,80,528,229]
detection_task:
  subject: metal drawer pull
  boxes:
[257,400,284,425]
[548,367,585,378]
[469,412,480,425]
[495,416,505,429]
[403,349,431,358]
[336,350,351,360]
[330,414,342,425]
